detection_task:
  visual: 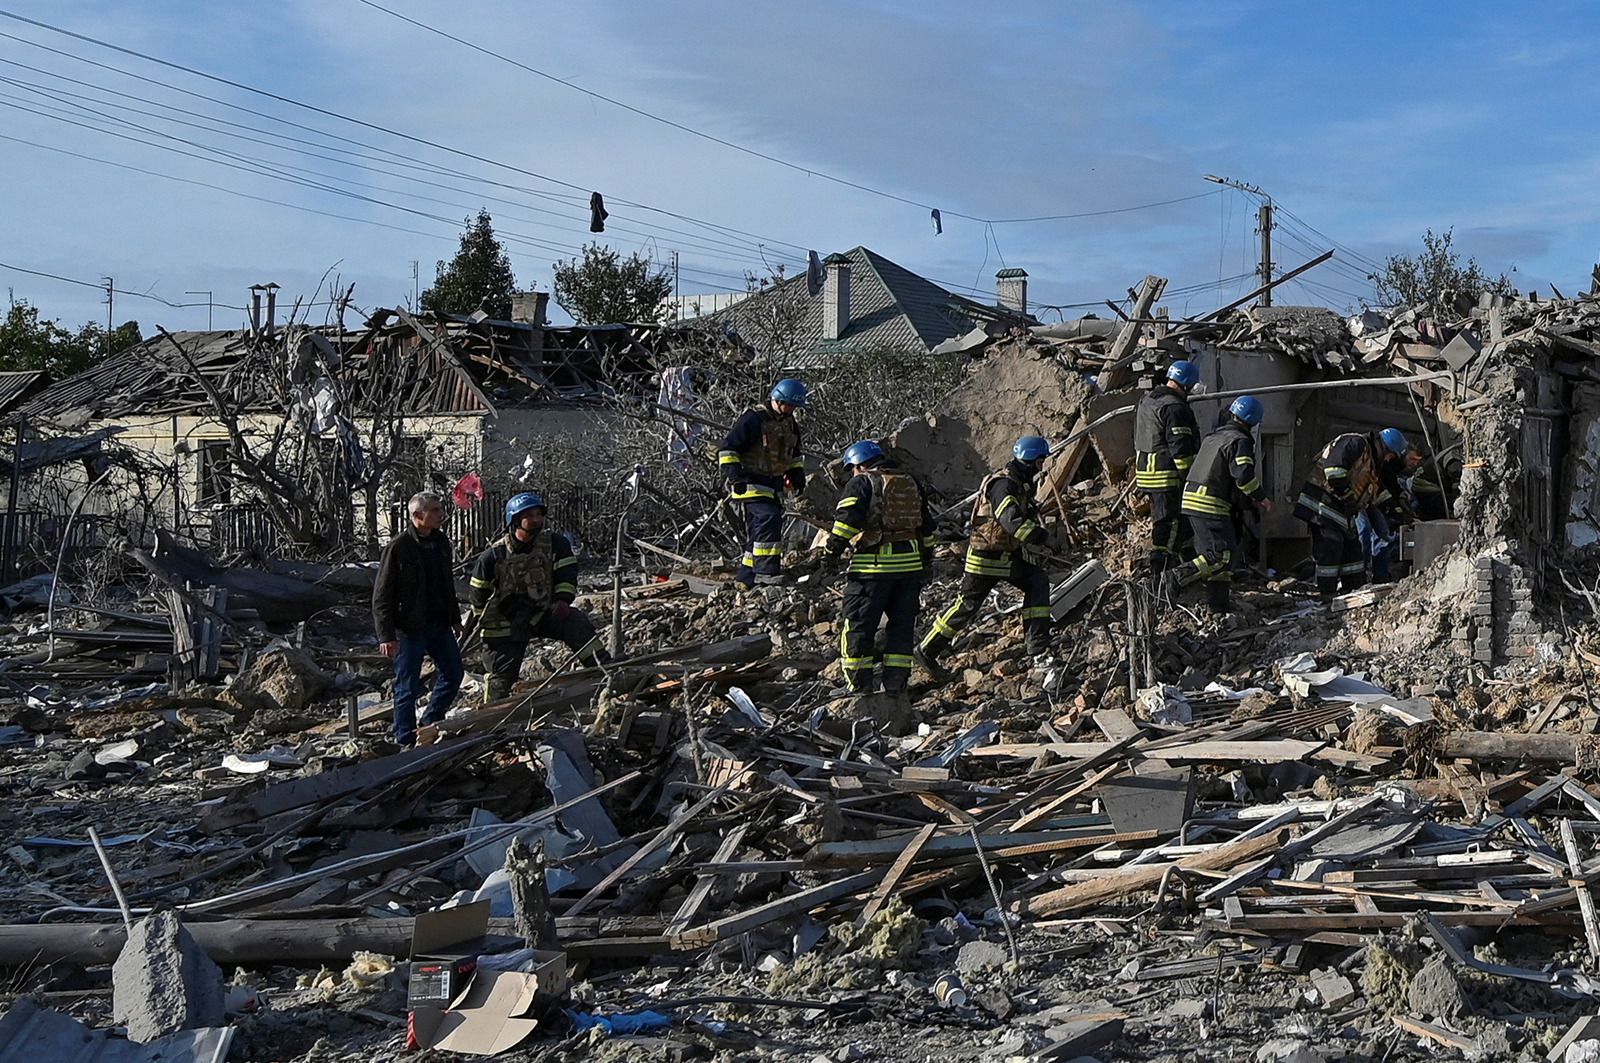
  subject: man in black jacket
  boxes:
[372,492,464,747]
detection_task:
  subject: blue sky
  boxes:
[1,0,1597,333]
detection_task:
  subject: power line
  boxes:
[0,72,780,272]
[984,190,1220,224]
[353,0,980,223]
[0,46,797,275]
[0,8,816,258]
[0,91,786,287]
[0,60,780,266]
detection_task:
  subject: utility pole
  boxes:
[410,260,419,309]
[186,291,213,331]
[1203,174,1275,307]
[672,251,680,321]
[102,277,113,354]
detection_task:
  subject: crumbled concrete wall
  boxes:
[1453,367,1526,551]
[1564,384,1600,549]
[888,342,1090,497]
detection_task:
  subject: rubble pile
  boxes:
[8,274,1600,1063]
[0,517,1593,1063]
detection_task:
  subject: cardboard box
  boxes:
[405,899,523,1011]
[405,899,568,1056]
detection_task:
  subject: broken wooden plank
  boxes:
[566,767,753,918]
[1145,739,1326,763]
[1392,1016,1479,1053]
[665,824,748,937]
[670,870,885,950]
[1022,828,1290,918]
[1198,794,1386,904]
[1559,817,1600,957]
[857,823,940,926]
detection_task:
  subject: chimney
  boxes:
[248,285,263,338]
[263,282,280,337]
[822,254,851,341]
[996,268,1028,314]
[511,290,550,327]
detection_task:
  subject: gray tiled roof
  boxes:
[708,247,1023,367]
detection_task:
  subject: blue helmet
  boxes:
[1229,396,1264,426]
[1166,360,1200,389]
[1014,435,1051,462]
[841,440,883,467]
[1379,428,1408,456]
[770,378,808,407]
[505,491,545,525]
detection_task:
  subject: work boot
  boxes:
[913,647,952,682]
[1204,580,1230,617]
[1148,551,1169,584]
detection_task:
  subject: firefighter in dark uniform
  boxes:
[916,436,1055,677]
[469,492,609,702]
[1294,427,1409,600]
[1410,452,1449,521]
[823,441,934,697]
[1177,396,1271,616]
[719,379,807,587]
[1134,360,1200,577]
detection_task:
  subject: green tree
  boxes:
[551,243,673,325]
[0,300,141,377]
[420,210,517,319]
[1371,228,1512,315]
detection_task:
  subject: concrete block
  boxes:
[113,908,226,1043]
[1311,967,1358,1009]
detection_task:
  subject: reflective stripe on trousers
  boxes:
[737,498,785,584]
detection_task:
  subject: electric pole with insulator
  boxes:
[1204,174,1275,306]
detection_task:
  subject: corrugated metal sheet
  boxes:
[0,998,232,1063]
[0,371,47,414]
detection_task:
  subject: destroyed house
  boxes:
[3,302,661,561]
[703,246,1035,368]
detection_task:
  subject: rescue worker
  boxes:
[1409,451,1450,521]
[822,440,934,697]
[1177,396,1271,616]
[469,492,609,703]
[916,435,1055,677]
[1294,427,1409,600]
[1361,446,1424,581]
[720,379,807,586]
[1134,360,1200,577]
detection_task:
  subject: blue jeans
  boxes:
[1356,509,1394,582]
[392,621,464,744]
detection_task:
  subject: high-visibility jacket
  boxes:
[826,464,933,578]
[1134,385,1198,492]
[1181,422,1265,517]
[468,529,578,639]
[1294,432,1390,532]
[966,460,1049,576]
[719,405,803,501]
